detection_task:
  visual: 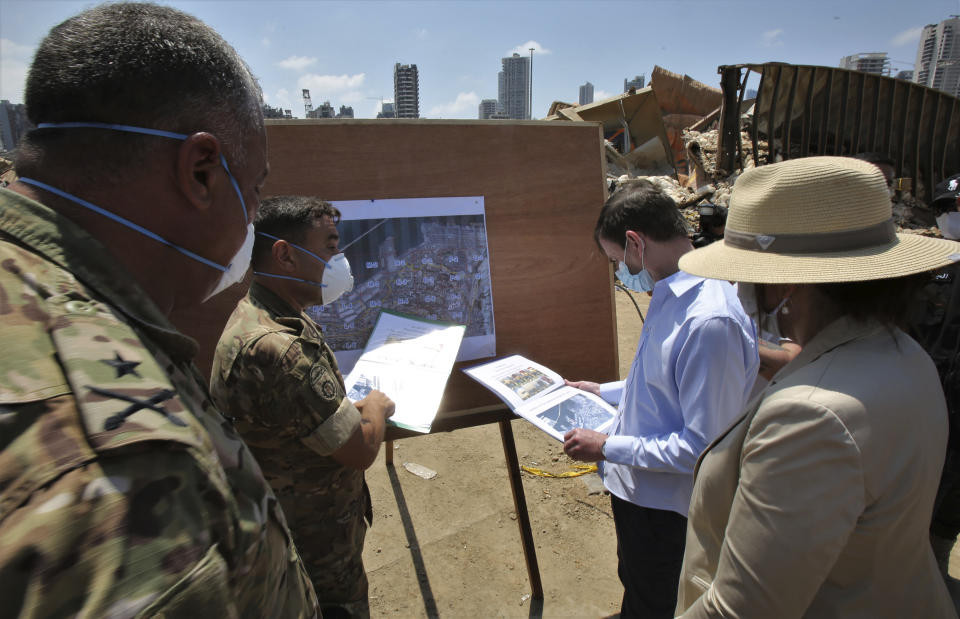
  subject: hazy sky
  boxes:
[2,0,958,119]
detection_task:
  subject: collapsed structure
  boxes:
[548,62,960,239]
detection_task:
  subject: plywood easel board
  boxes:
[173,119,618,415]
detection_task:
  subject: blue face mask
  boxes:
[616,235,654,293]
[253,231,354,305]
[17,121,253,299]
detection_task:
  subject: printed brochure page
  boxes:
[344,310,466,433]
[464,354,617,441]
[462,354,564,410]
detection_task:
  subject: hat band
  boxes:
[723,218,897,254]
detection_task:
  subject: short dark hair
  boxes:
[16,2,262,183]
[815,274,927,328]
[594,179,689,249]
[253,196,341,269]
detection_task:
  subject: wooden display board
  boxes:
[173,119,618,414]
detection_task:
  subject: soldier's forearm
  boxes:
[332,403,387,469]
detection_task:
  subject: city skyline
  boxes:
[1,0,959,119]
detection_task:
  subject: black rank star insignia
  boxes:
[101,352,142,378]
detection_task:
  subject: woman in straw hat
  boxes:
[674,156,960,618]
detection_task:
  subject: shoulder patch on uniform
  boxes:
[310,364,339,401]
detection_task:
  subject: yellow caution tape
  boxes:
[521,463,598,478]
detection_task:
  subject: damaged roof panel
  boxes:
[716,62,960,202]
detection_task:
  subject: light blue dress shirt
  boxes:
[599,270,758,517]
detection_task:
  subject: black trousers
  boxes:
[610,494,687,619]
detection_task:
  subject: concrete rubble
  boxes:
[546,64,942,240]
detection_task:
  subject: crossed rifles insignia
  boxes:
[90,352,186,431]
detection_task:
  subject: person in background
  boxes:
[563,180,758,618]
[908,172,960,601]
[675,156,958,618]
[211,195,395,619]
[0,3,317,616]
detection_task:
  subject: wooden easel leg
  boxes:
[499,419,544,600]
[385,439,394,466]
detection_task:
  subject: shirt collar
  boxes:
[0,187,198,362]
[660,269,703,298]
[248,280,323,344]
[248,280,300,319]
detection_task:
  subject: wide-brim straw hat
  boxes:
[679,156,960,283]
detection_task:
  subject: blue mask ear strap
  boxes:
[36,121,248,221]
[252,270,326,288]
[17,176,227,272]
[256,231,331,266]
[37,122,189,140]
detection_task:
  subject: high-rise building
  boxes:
[0,100,30,152]
[839,53,890,75]
[498,53,530,120]
[624,75,645,92]
[579,82,594,105]
[914,16,960,97]
[478,99,498,119]
[896,70,915,81]
[498,72,505,112]
[337,105,354,118]
[377,102,397,119]
[394,63,420,118]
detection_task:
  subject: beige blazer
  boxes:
[676,316,957,618]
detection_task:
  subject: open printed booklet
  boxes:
[344,310,466,433]
[463,354,617,441]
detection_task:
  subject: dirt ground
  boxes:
[362,287,650,618]
[362,281,960,618]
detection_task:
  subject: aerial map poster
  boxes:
[306,196,496,373]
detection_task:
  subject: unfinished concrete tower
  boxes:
[394,63,420,119]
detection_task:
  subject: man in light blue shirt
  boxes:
[564,181,758,618]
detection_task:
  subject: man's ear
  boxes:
[176,132,223,211]
[624,229,642,254]
[272,240,298,273]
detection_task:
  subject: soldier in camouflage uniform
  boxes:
[0,4,317,617]
[211,196,395,619]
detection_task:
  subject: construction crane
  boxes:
[302,89,313,118]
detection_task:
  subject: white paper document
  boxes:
[344,310,466,433]
[463,354,617,441]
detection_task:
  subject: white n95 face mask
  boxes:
[320,252,354,305]
[254,231,354,305]
[204,223,255,301]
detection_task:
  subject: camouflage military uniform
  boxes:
[0,188,318,618]
[211,282,370,618]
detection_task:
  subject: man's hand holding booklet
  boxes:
[464,354,617,441]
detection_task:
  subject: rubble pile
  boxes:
[608,174,707,233]
[678,126,940,237]
[682,128,770,180]
[552,63,947,241]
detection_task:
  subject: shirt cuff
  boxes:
[598,380,624,406]
[602,435,635,465]
[299,398,362,456]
